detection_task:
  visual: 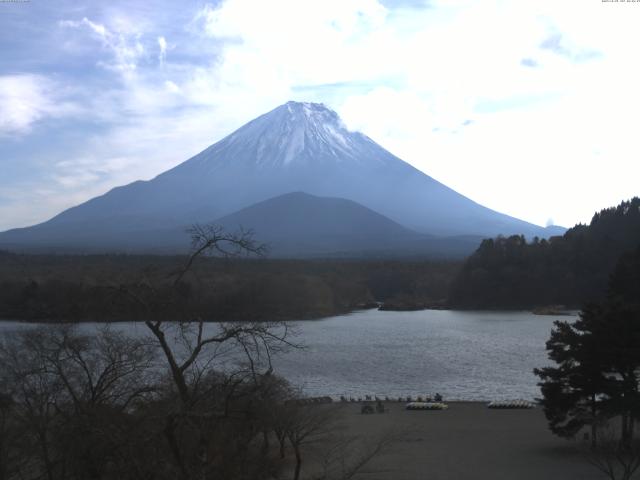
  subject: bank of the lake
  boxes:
[307,401,600,480]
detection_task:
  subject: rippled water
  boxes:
[273,309,571,401]
[0,309,574,401]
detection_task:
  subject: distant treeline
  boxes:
[5,198,637,320]
[450,197,640,309]
[0,253,460,322]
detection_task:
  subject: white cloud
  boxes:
[60,17,145,73]
[53,171,101,189]
[158,36,167,64]
[0,75,81,135]
[3,0,640,231]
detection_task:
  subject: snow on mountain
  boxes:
[172,101,393,173]
[0,101,562,254]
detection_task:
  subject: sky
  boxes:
[1,0,639,232]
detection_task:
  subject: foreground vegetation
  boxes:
[0,227,396,480]
[535,246,640,480]
[0,321,392,480]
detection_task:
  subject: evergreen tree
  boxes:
[535,245,640,447]
[534,303,609,445]
[451,197,640,309]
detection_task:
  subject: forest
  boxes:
[2,198,639,322]
[0,250,460,322]
[534,245,640,480]
[449,198,640,309]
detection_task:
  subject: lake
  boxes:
[0,309,573,401]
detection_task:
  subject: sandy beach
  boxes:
[303,401,602,480]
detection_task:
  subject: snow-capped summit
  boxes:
[180,101,386,171]
[0,101,561,254]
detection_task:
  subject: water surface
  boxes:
[273,309,568,401]
[0,309,572,401]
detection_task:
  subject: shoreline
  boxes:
[0,305,580,324]
[330,398,540,405]
[307,401,599,480]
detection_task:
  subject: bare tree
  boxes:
[283,404,338,480]
[0,224,304,480]
[0,326,69,480]
[119,224,286,406]
[312,429,405,480]
[0,325,158,480]
[0,390,20,480]
[114,223,299,480]
[583,422,640,480]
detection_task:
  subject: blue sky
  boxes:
[1,0,639,231]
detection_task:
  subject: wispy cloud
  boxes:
[539,32,601,62]
[157,36,167,65]
[1,0,639,232]
[0,75,81,135]
[59,17,145,73]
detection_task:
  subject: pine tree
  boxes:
[535,246,640,447]
[534,303,609,446]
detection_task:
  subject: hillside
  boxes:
[0,102,560,255]
[449,197,640,309]
[212,192,482,258]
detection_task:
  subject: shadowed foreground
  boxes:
[300,402,601,480]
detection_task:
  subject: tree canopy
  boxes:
[450,197,640,309]
[535,245,640,449]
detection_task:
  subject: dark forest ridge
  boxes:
[450,197,640,309]
[0,102,563,256]
[0,251,459,322]
[1,197,635,322]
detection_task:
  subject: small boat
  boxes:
[405,402,448,410]
[487,400,535,409]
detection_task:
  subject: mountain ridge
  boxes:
[211,191,483,258]
[0,101,564,255]
[0,192,484,258]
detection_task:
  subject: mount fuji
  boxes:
[0,101,563,256]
